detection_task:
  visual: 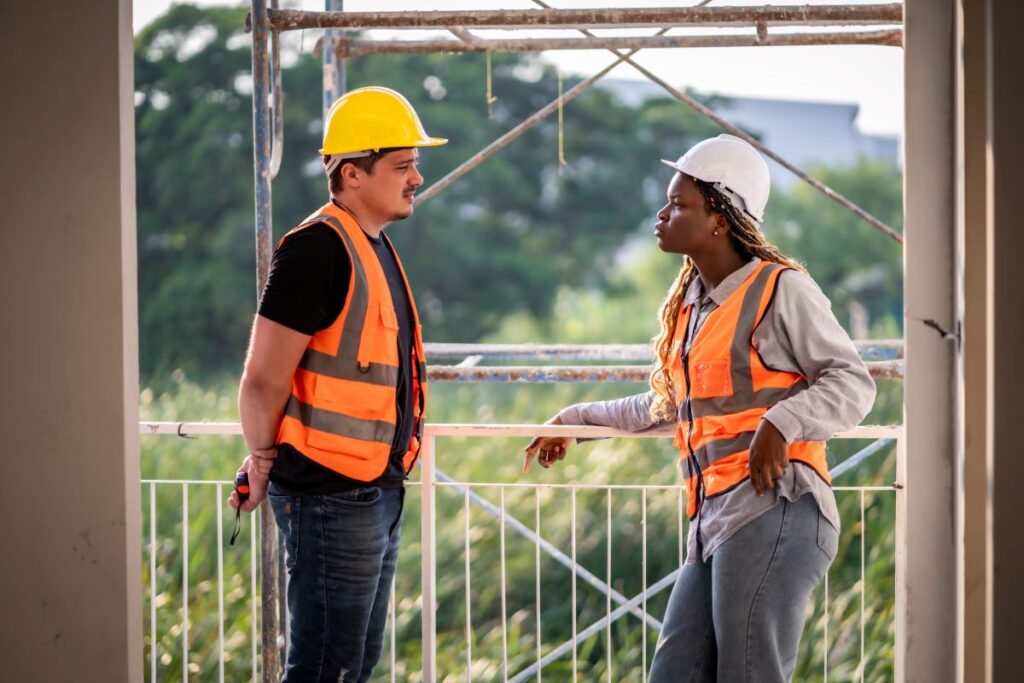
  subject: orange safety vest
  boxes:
[275,201,428,481]
[670,261,830,519]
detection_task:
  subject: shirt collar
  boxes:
[683,257,762,307]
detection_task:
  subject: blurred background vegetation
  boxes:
[137,4,903,681]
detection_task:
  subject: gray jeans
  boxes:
[649,494,838,682]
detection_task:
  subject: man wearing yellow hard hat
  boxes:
[229,86,446,682]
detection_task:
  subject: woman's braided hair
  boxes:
[648,176,807,422]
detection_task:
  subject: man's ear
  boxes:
[340,162,362,190]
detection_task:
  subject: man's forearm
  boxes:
[238,377,291,454]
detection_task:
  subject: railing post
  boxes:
[420,434,437,680]
[895,428,907,681]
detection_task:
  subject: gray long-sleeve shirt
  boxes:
[557,258,876,562]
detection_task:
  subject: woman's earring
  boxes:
[713,230,720,236]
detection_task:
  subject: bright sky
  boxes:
[133,0,904,135]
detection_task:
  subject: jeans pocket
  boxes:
[324,486,383,508]
[816,508,839,562]
[269,493,300,571]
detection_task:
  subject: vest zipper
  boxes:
[682,297,707,531]
[404,347,426,474]
[682,352,705,520]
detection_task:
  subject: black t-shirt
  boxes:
[257,218,416,494]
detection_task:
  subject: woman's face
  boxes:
[654,173,720,256]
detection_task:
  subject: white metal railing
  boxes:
[140,422,901,681]
[143,479,260,682]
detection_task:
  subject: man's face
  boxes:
[358,149,423,223]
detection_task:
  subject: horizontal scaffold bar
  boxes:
[424,340,904,362]
[428,343,655,361]
[428,360,902,382]
[259,4,903,32]
[337,29,902,57]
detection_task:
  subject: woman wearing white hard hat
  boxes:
[525,135,876,681]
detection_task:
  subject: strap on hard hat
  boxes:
[708,181,760,225]
[323,150,373,177]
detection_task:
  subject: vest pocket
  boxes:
[306,376,396,453]
[691,360,733,398]
[312,375,392,418]
[357,302,400,367]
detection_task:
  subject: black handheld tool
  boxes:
[230,470,250,545]
[234,470,251,505]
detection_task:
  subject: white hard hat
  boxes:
[661,134,771,224]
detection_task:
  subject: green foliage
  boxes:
[136,5,259,381]
[764,161,904,332]
[135,4,723,381]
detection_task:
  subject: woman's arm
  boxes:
[524,392,673,473]
[756,271,877,442]
[557,391,672,434]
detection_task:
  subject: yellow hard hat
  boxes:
[319,86,447,157]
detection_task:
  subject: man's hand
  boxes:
[523,415,572,473]
[229,455,270,513]
[748,419,788,495]
[248,446,278,476]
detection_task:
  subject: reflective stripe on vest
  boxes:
[275,202,428,481]
[669,261,830,519]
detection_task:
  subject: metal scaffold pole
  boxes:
[265,4,903,31]
[323,0,347,116]
[249,0,281,680]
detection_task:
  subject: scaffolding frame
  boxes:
[247,2,906,679]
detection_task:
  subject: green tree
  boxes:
[136,5,256,381]
[763,160,904,332]
[135,4,724,383]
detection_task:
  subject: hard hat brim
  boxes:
[319,136,448,156]
[661,159,685,174]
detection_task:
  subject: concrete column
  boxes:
[987,1,1024,679]
[958,0,989,680]
[0,1,141,681]
[901,1,959,680]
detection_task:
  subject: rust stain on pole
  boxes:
[426,361,902,382]
[267,5,903,32]
[336,30,902,57]
[424,340,903,361]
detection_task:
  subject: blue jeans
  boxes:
[269,485,405,683]
[649,494,838,682]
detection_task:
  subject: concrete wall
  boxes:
[0,2,141,681]
[987,1,1024,679]
[901,0,959,680]
[958,0,1024,678]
